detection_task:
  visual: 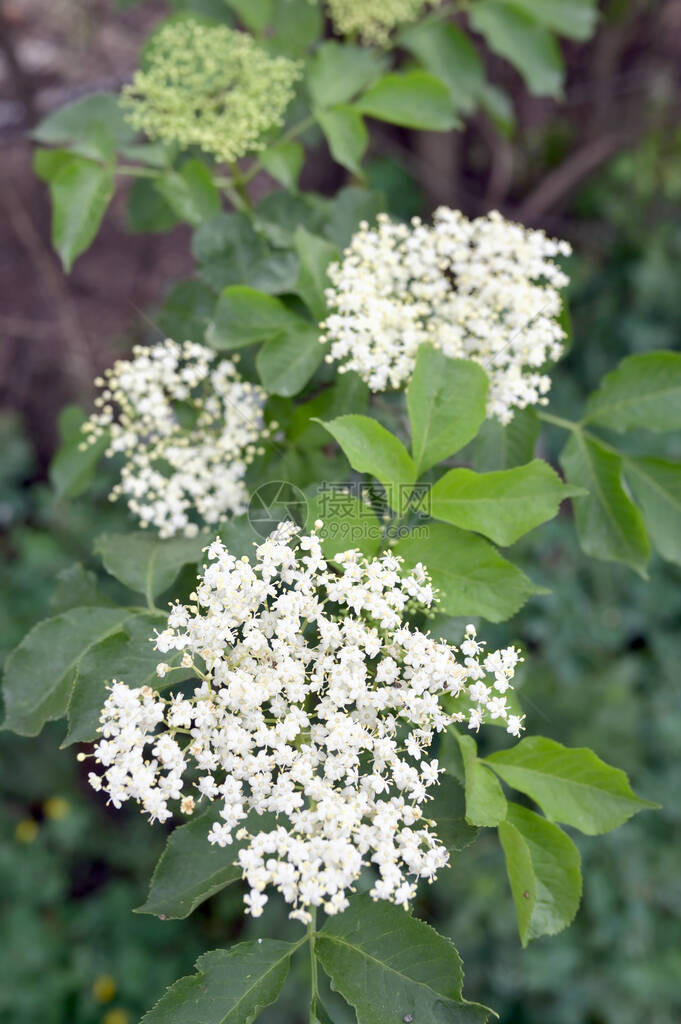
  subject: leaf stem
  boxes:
[308,906,319,1024]
[537,411,581,432]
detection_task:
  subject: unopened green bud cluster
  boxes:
[120,20,301,163]
[325,0,438,45]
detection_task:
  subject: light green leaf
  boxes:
[498,803,582,946]
[155,159,221,226]
[316,105,369,176]
[316,895,492,1024]
[269,0,323,57]
[430,460,582,546]
[47,154,114,271]
[49,405,108,499]
[207,286,309,350]
[288,373,369,447]
[407,349,489,475]
[294,227,340,321]
[355,71,460,131]
[473,408,540,471]
[505,0,598,40]
[560,432,650,576]
[395,522,546,622]
[256,326,325,397]
[304,491,381,559]
[95,531,207,601]
[486,736,659,834]
[317,415,416,510]
[307,41,384,107]
[3,607,135,736]
[584,351,681,433]
[454,731,507,827]
[624,456,681,566]
[400,20,484,113]
[63,612,170,746]
[469,1,564,98]
[32,91,135,158]
[225,0,272,33]
[136,806,244,919]
[260,141,305,192]
[141,940,299,1024]
[428,773,480,853]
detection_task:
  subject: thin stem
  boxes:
[307,907,319,1024]
[537,410,581,432]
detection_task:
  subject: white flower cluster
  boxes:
[82,340,268,538]
[322,208,571,423]
[87,522,523,923]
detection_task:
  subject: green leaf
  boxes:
[486,736,659,834]
[317,415,417,510]
[427,773,480,853]
[256,326,325,397]
[355,71,460,131]
[141,940,299,1024]
[505,0,598,40]
[322,186,385,250]
[136,806,243,919]
[316,895,491,1024]
[623,456,681,566]
[473,408,540,471]
[269,0,323,57]
[49,405,108,499]
[46,155,114,271]
[193,212,299,294]
[479,81,515,136]
[3,607,135,736]
[294,227,340,321]
[560,432,650,576]
[305,491,381,559]
[584,351,681,433]
[260,141,305,192]
[469,2,564,98]
[407,349,489,475]
[95,531,207,601]
[157,280,215,342]
[395,522,545,623]
[288,372,369,447]
[400,21,484,113]
[155,159,221,226]
[225,0,272,32]
[307,41,384,108]
[454,731,507,827]
[32,91,135,158]
[430,460,581,546]
[63,612,170,746]
[128,178,180,233]
[498,803,582,946]
[49,563,101,613]
[207,286,309,350]
[316,105,369,176]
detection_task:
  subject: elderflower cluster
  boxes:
[120,20,301,164]
[87,522,523,923]
[323,0,438,45]
[82,340,268,537]
[322,208,571,423]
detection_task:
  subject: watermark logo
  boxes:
[248,480,308,537]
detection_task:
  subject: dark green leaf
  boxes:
[427,774,480,854]
[193,212,299,294]
[323,187,385,249]
[288,373,369,447]
[157,280,215,342]
[407,349,489,474]
[207,286,309,350]
[430,460,582,546]
[155,159,221,226]
[128,178,180,233]
[304,491,381,559]
[294,227,339,321]
[584,351,681,433]
[469,2,564,98]
[505,0,598,40]
[560,432,650,576]
[49,405,108,500]
[486,736,659,834]
[95,531,207,601]
[32,92,135,158]
[317,105,369,176]
[269,0,323,56]
[316,895,491,1024]
[307,41,385,107]
[260,141,305,192]
[498,803,582,946]
[395,522,546,622]
[3,607,135,736]
[356,70,460,131]
[624,456,681,566]
[49,563,101,614]
[256,326,325,396]
[473,408,540,471]
[225,0,272,32]
[141,940,299,1024]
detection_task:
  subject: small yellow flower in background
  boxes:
[325,0,439,45]
[120,19,301,164]
[92,975,117,1004]
[102,1009,129,1024]
[44,796,70,820]
[15,819,39,843]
